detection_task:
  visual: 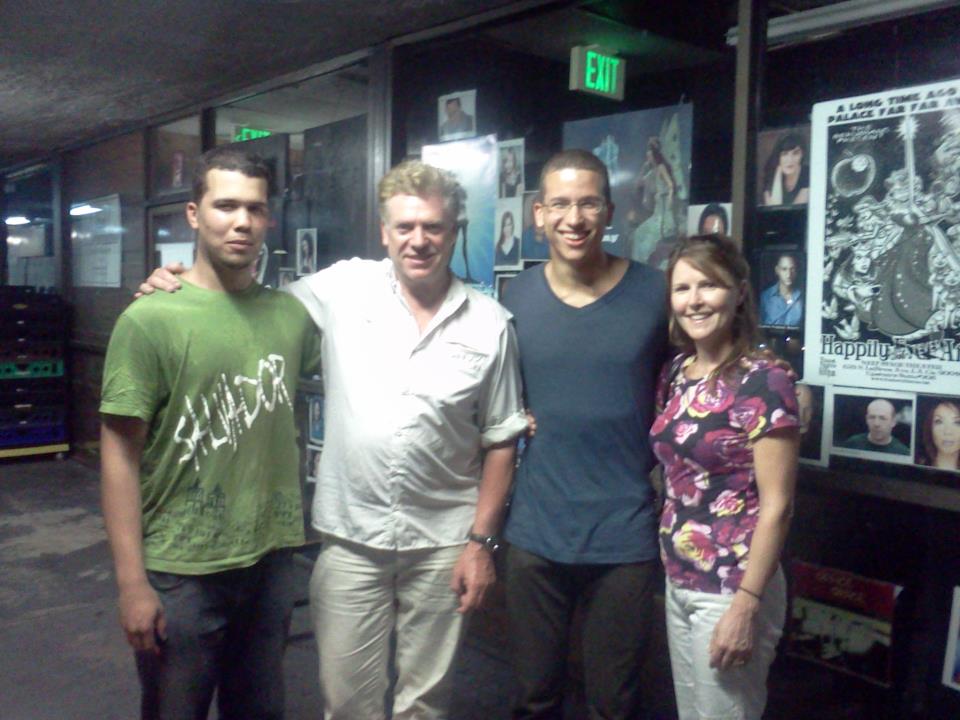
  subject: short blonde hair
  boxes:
[378,160,462,223]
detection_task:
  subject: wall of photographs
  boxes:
[392,9,960,714]
[747,77,960,501]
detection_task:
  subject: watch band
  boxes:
[467,532,501,553]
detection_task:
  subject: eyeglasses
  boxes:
[544,198,606,216]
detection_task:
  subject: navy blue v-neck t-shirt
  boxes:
[502,261,668,564]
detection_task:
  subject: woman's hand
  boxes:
[708,592,759,670]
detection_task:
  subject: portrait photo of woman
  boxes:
[759,128,810,207]
[916,395,960,472]
[297,227,317,276]
[494,207,522,270]
[499,144,524,198]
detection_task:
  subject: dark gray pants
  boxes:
[135,549,296,720]
[505,545,658,720]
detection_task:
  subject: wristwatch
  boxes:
[467,532,501,554]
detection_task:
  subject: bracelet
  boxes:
[738,585,762,600]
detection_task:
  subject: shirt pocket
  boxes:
[410,340,489,406]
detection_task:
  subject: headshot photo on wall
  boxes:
[296,227,317,276]
[306,446,322,483]
[520,190,549,261]
[797,383,827,466]
[495,272,516,302]
[687,202,731,237]
[276,268,295,289]
[759,248,804,328]
[829,389,913,463]
[757,126,810,208]
[914,394,960,474]
[498,139,525,198]
[437,89,477,141]
[308,394,324,445]
[495,198,523,270]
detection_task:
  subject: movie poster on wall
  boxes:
[803,79,960,392]
[422,134,498,292]
[787,561,901,687]
[563,103,692,269]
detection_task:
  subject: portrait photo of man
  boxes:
[438,90,477,141]
[837,396,911,456]
[760,250,803,328]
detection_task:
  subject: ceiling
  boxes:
[0,0,529,171]
[0,0,913,174]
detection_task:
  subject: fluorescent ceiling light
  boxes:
[70,204,102,216]
[5,216,30,226]
[726,0,958,46]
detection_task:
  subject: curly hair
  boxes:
[378,160,462,223]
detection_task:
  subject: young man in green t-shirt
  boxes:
[99,147,319,719]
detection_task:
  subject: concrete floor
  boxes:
[0,457,912,720]
[0,458,526,720]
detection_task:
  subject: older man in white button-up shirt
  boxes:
[287,161,527,720]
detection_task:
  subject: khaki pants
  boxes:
[309,538,465,720]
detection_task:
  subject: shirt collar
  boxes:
[384,261,468,339]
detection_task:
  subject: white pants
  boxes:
[309,537,465,720]
[665,568,786,720]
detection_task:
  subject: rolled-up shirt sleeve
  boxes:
[477,319,528,447]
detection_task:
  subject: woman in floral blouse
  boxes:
[650,234,800,719]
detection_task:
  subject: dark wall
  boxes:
[393,34,736,203]
[392,8,960,717]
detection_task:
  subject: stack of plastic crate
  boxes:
[0,287,69,459]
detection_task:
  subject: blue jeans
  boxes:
[135,549,296,720]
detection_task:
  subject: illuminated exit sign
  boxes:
[233,126,272,142]
[569,46,625,101]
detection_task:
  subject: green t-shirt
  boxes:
[100,280,322,574]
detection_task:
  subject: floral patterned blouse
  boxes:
[650,353,798,594]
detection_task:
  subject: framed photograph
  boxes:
[687,202,731,237]
[306,445,323,483]
[498,138,525,198]
[521,190,549,262]
[828,387,914,464]
[787,560,900,687]
[495,273,516,302]
[438,89,477,141]
[797,384,828,467]
[943,587,960,691]
[758,248,804,329]
[276,268,296,289]
[296,228,317,276]
[757,126,810,208]
[495,198,523,270]
[308,394,324,444]
[914,395,960,474]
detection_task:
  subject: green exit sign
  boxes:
[569,46,625,101]
[233,126,272,142]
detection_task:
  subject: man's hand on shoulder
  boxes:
[450,541,496,614]
[134,262,186,298]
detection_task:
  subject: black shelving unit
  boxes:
[0,287,69,459]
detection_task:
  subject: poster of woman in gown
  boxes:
[563,104,692,268]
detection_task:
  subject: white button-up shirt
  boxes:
[288,258,527,550]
